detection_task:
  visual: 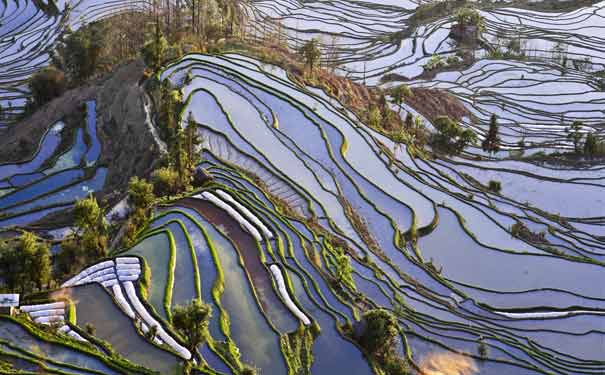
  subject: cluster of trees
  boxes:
[454,7,485,33]
[567,120,603,158]
[430,116,477,155]
[358,309,409,374]
[0,232,52,294]
[56,195,108,278]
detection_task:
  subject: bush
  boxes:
[128,177,155,211]
[487,180,501,193]
[151,167,180,196]
[29,67,66,107]
[359,309,399,358]
[430,116,477,155]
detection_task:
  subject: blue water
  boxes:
[84,101,101,165]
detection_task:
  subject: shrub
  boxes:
[151,167,180,196]
[367,106,383,129]
[359,309,399,358]
[128,176,155,211]
[487,180,501,193]
[28,67,66,107]
[430,116,477,155]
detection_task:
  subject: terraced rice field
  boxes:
[1,0,605,374]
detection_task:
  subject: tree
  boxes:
[151,167,180,196]
[172,300,212,352]
[567,120,584,153]
[390,85,412,114]
[431,116,477,155]
[55,238,86,279]
[0,232,52,293]
[141,26,168,70]
[128,177,155,212]
[298,38,321,71]
[31,240,52,290]
[74,194,103,232]
[29,67,66,107]
[185,113,202,172]
[584,132,598,158]
[359,309,399,359]
[455,7,485,32]
[53,22,107,82]
[481,113,500,153]
[73,195,108,260]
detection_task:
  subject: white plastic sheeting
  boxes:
[111,284,136,319]
[195,191,263,241]
[216,189,274,240]
[62,260,116,288]
[269,265,311,325]
[20,302,65,312]
[494,310,605,319]
[123,281,192,360]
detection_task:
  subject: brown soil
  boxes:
[405,87,470,123]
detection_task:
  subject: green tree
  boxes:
[151,167,180,196]
[73,195,107,260]
[0,232,52,293]
[185,113,202,172]
[481,113,501,153]
[141,24,168,70]
[31,240,52,290]
[298,38,321,71]
[455,7,485,32]
[584,132,597,158]
[359,309,399,358]
[567,120,584,153]
[28,67,66,107]
[172,300,212,353]
[128,177,155,212]
[53,22,107,82]
[141,18,169,70]
[431,116,477,155]
[390,85,412,114]
[55,238,86,279]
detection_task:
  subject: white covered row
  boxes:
[269,265,311,325]
[494,310,605,319]
[67,330,87,342]
[20,302,65,312]
[216,189,274,240]
[116,257,140,265]
[111,284,136,319]
[28,309,64,318]
[195,192,262,242]
[57,325,88,343]
[62,260,115,287]
[123,281,192,360]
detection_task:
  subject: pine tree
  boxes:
[584,132,598,158]
[482,114,501,153]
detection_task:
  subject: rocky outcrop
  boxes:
[95,60,162,195]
